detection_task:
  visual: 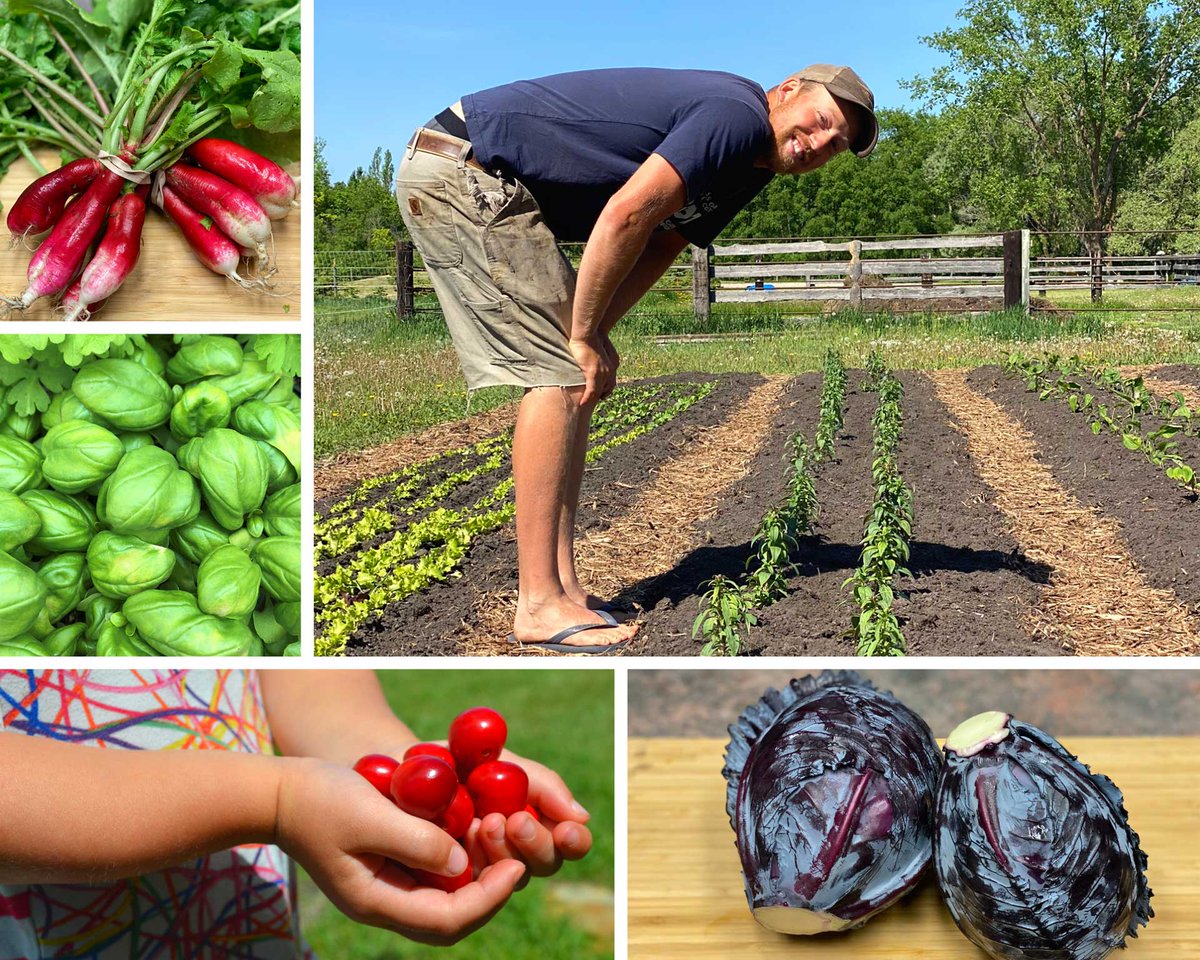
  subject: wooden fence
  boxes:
[691,231,1030,321]
[1030,254,1200,291]
[377,233,1198,321]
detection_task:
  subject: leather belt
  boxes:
[409,128,485,171]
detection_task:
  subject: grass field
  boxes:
[316,288,1200,459]
[299,670,614,959]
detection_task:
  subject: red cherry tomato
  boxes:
[352,754,399,798]
[466,760,529,817]
[411,865,472,892]
[523,804,540,823]
[390,756,458,821]
[404,742,456,769]
[449,707,507,773]
[437,784,475,840]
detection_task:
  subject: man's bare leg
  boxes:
[511,386,636,645]
[556,402,609,610]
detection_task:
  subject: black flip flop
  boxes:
[596,603,634,622]
[506,621,629,655]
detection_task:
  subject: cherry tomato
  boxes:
[390,756,458,821]
[352,754,399,798]
[411,865,472,892]
[466,760,529,817]
[437,784,475,840]
[404,742,456,769]
[449,706,507,773]
[523,804,540,823]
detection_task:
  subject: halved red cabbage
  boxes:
[935,712,1153,960]
[722,671,941,934]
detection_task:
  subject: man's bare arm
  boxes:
[599,228,691,336]
[570,153,687,403]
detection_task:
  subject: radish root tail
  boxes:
[6,230,42,253]
[227,270,275,293]
[1,290,36,312]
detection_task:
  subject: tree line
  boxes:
[317,0,1200,267]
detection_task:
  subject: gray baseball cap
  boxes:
[792,64,878,157]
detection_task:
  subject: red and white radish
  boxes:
[186,138,297,220]
[157,183,265,290]
[58,278,107,319]
[164,162,273,269]
[3,168,124,311]
[6,158,102,238]
[62,192,146,322]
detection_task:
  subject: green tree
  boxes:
[1112,116,1200,254]
[313,143,408,251]
[314,138,336,249]
[724,110,964,239]
[908,0,1200,299]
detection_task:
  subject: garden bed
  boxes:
[314,363,1200,657]
[970,366,1200,609]
[322,373,757,656]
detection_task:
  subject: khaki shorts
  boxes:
[397,137,584,391]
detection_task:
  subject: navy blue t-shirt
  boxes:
[461,68,775,245]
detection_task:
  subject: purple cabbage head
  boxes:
[722,671,942,935]
[935,712,1153,960]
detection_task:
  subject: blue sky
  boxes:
[316,0,964,181]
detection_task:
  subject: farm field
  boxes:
[314,345,1200,657]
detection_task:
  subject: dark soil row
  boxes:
[1066,368,1200,466]
[1151,364,1200,393]
[743,372,876,655]
[637,371,1054,656]
[968,366,1200,611]
[893,372,1050,656]
[630,372,826,654]
[344,373,762,656]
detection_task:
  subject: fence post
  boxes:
[1003,230,1022,309]
[692,244,712,324]
[920,253,932,289]
[396,240,414,320]
[1089,234,1104,303]
[847,240,863,310]
[1020,228,1030,309]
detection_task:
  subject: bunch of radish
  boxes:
[353,707,535,893]
[3,138,297,321]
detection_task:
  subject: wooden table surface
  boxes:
[0,151,300,322]
[629,737,1198,958]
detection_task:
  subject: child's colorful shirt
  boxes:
[0,670,314,960]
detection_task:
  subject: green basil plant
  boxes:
[0,334,302,657]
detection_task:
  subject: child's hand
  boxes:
[467,751,593,881]
[275,758,526,945]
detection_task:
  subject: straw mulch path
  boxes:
[928,369,1199,656]
[1141,375,1200,412]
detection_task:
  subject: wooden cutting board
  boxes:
[0,150,300,321]
[629,737,1197,958]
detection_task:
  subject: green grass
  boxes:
[299,670,614,960]
[304,886,607,960]
[315,303,521,460]
[1040,284,1200,317]
[317,297,1200,460]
